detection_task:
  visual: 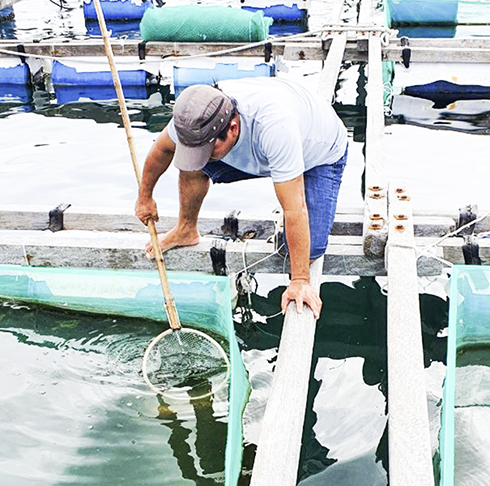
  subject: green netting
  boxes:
[0,264,250,486]
[442,265,490,486]
[140,5,273,43]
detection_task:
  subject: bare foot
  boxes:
[145,225,200,259]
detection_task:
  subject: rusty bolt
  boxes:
[370,213,383,220]
[369,193,384,199]
[394,214,408,220]
[368,185,382,192]
[369,223,383,231]
[395,224,405,232]
[397,194,411,201]
[395,188,405,194]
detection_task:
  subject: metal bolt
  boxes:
[369,223,382,230]
[395,224,405,232]
[395,188,405,194]
[394,214,408,220]
[369,185,382,192]
[370,213,383,220]
[369,193,384,199]
[397,194,410,201]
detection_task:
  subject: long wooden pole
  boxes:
[92,0,181,330]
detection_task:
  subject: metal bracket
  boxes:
[221,210,240,241]
[457,204,478,236]
[457,204,481,264]
[138,41,147,61]
[17,44,27,64]
[462,235,482,265]
[400,36,411,69]
[210,239,227,276]
[264,42,272,63]
[47,203,71,232]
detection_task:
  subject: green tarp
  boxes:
[140,5,273,42]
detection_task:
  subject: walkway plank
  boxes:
[386,180,434,486]
[363,33,388,257]
[249,256,323,486]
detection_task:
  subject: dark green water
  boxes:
[0,301,228,485]
[0,276,448,485]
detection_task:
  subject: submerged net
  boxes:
[140,5,273,43]
[142,328,230,400]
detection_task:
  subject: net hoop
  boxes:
[142,327,231,401]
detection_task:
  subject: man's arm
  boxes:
[273,175,322,319]
[135,126,176,225]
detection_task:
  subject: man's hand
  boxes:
[281,279,322,320]
[135,196,159,225]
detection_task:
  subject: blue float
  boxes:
[83,0,153,21]
[52,59,148,102]
[172,57,275,98]
[0,59,30,85]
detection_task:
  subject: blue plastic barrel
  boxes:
[83,0,153,21]
[173,60,275,98]
[0,61,30,85]
[52,60,147,87]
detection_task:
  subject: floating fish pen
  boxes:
[0,264,250,486]
[441,265,490,486]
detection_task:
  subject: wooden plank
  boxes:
[0,204,461,238]
[386,180,434,486]
[0,228,482,275]
[4,37,490,63]
[317,33,347,102]
[250,256,323,486]
[0,39,324,62]
[363,34,388,258]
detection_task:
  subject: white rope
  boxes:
[0,47,162,65]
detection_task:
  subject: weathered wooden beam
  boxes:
[4,37,490,63]
[317,32,347,102]
[363,33,388,258]
[386,180,434,486]
[0,205,459,237]
[0,228,483,276]
[250,256,323,486]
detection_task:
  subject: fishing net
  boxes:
[140,5,273,43]
[142,327,230,400]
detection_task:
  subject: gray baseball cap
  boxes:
[172,84,234,171]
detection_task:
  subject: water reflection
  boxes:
[235,277,448,485]
[0,302,228,485]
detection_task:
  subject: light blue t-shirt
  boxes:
[167,77,348,183]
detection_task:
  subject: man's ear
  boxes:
[230,117,240,136]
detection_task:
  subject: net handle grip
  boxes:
[93,0,182,331]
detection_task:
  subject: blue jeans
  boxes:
[202,146,347,259]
